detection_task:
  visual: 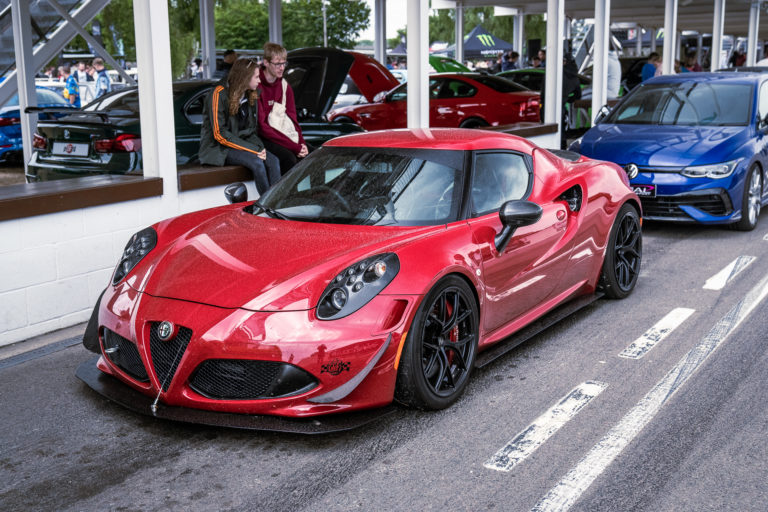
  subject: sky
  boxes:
[360,0,409,41]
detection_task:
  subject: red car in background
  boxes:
[327,73,540,130]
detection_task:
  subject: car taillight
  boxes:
[0,117,20,127]
[32,132,47,149]
[94,134,141,153]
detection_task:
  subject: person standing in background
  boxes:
[62,66,81,107]
[606,49,621,99]
[92,58,112,99]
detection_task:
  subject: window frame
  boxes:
[468,150,533,218]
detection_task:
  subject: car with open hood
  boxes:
[26,48,394,182]
[571,72,768,230]
[77,128,642,433]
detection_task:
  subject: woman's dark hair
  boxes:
[226,58,259,116]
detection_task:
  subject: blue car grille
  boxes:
[149,322,193,391]
[641,191,731,218]
[102,328,149,382]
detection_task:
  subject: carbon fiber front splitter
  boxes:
[76,357,397,434]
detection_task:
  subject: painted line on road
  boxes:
[484,381,607,472]
[619,308,695,359]
[703,255,756,290]
[531,270,768,512]
[764,233,768,241]
[0,336,81,371]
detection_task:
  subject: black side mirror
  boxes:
[594,105,612,124]
[224,182,248,204]
[760,112,768,129]
[494,200,543,253]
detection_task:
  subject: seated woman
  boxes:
[199,58,280,196]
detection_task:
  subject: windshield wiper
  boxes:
[252,201,291,220]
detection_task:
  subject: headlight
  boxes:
[112,227,157,285]
[681,159,741,178]
[316,253,400,320]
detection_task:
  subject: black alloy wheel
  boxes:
[599,203,642,299]
[459,117,489,129]
[395,276,478,410]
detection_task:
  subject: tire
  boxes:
[599,203,642,299]
[395,276,479,410]
[459,117,489,129]
[732,164,762,231]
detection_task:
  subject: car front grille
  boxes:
[102,328,149,382]
[189,359,318,400]
[149,322,193,391]
[640,191,731,219]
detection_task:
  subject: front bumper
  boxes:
[86,282,416,419]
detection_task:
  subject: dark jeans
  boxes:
[262,139,313,176]
[225,148,280,196]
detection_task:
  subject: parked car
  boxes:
[27,48,388,182]
[327,73,540,130]
[78,128,641,430]
[0,86,75,163]
[570,72,768,230]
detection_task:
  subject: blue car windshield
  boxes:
[258,146,465,226]
[606,81,753,126]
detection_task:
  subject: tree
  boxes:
[215,0,270,50]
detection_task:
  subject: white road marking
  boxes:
[531,270,768,512]
[485,381,607,472]
[619,308,695,359]
[764,233,768,241]
[703,255,756,290]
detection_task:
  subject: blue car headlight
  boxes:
[681,159,741,178]
[316,253,400,320]
[112,227,157,285]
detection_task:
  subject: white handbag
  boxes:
[267,79,299,143]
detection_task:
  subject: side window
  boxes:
[758,82,768,122]
[439,79,477,98]
[471,152,531,216]
[390,83,408,102]
[185,92,207,125]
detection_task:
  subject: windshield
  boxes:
[259,146,465,226]
[605,81,753,126]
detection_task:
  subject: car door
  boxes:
[756,80,768,198]
[433,78,478,127]
[465,151,570,334]
[175,88,210,164]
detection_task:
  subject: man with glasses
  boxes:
[257,42,309,175]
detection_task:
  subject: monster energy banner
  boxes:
[438,24,515,59]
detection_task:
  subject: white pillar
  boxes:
[544,0,564,131]
[11,0,36,171]
[199,0,215,79]
[456,2,465,64]
[696,33,703,63]
[636,26,643,56]
[374,0,386,65]
[747,0,761,66]
[407,0,429,128]
[651,28,657,53]
[268,0,282,45]
[514,13,524,62]
[133,0,178,204]
[592,0,610,122]
[711,0,725,71]
[662,0,678,75]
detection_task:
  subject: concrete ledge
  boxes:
[0,176,164,221]
[177,164,250,191]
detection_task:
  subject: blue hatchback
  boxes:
[0,86,74,162]
[571,72,768,230]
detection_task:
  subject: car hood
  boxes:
[580,123,750,167]
[138,207,434,311]
[287,47,399,120]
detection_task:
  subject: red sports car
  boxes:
[326,73,541,130]
[78,129,641,432]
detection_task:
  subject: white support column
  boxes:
[696,33,703,63]
[592,0,610,122]
[456,2,465,64]
[407,0,430,128]
[199,0,215,79]
[662,0,678,75]
[514,12,524,60]
[133,0,178,204]
[544,0,564,131]
[268,0,282,45]
[636,25,643,56]
[651,28,657,52]
[747,0,761,66]
[711,0,725,70]
[374,0,386,65]
[11,0,36,171]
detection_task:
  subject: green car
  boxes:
[27,48,392,182]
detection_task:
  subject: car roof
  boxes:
[324,127,538,152]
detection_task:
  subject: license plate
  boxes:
[52,141,89,157]
[632,184,657,198]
